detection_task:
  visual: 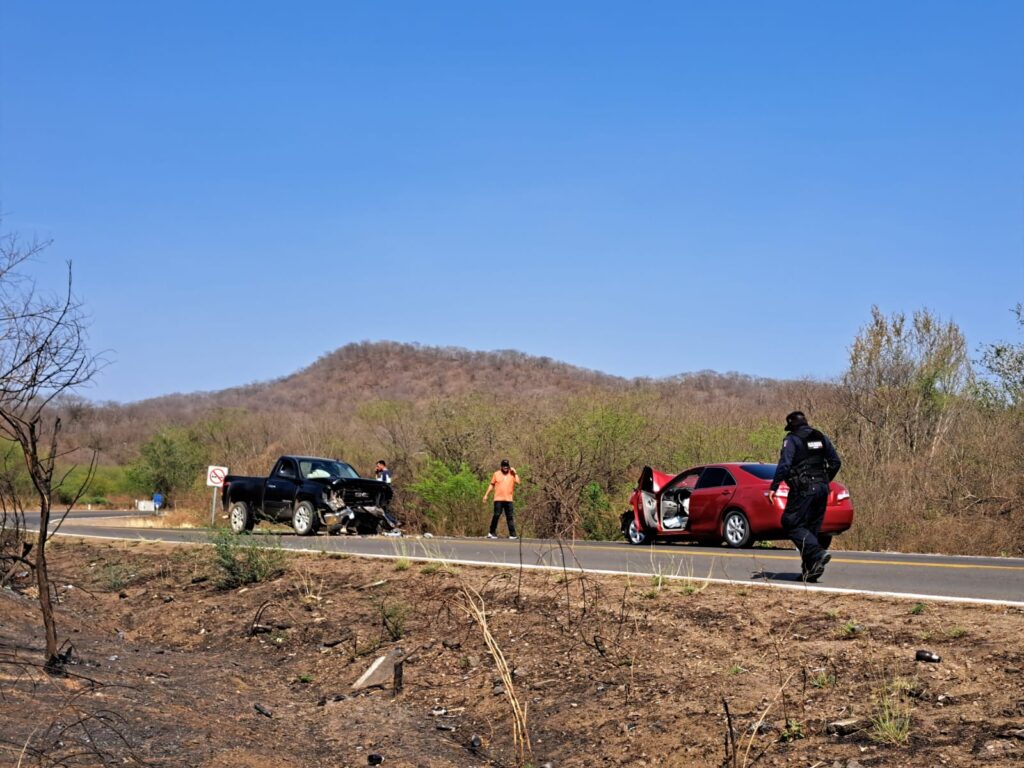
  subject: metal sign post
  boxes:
[206,465,229,526]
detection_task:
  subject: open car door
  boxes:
[657,469,702,530]
[637,466,676,529]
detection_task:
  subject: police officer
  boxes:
[767,411,842,582]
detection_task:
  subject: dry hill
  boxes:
[70,341,788,460]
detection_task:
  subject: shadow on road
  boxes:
[750,570,804,582]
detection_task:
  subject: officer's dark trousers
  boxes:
[782,481,830,570]
[490,501,517,537]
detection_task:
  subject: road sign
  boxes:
[206,466,229,487]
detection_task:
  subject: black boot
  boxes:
[806,553,831,582]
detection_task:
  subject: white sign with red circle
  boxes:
[206,466,229,487]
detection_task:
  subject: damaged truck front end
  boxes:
[322,479,398,535]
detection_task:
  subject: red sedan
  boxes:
[620,463,853,547]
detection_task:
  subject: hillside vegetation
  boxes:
[44,305,1024,556]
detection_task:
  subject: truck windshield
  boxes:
[299,460,360,480]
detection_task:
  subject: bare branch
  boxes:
[0,234,101,666]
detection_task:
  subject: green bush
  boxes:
[408,460,487,534]
[55,464,133,505]
[127,427,209,500]
[524,394,649,538]
[381,600,410,641]
[746,422,783,462]
[209,530,287,588]
[580,482,621,540]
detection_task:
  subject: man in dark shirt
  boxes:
[767,411,842,582]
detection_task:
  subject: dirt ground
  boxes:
[1,537,1022,768]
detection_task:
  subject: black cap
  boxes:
[785,411,808,432]
[500,459,510,467]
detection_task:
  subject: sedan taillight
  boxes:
[836,489,850,501]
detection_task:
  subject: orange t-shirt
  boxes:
[489,470,520,502]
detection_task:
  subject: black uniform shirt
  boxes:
[770,430,841,491]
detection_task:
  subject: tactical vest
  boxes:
[788,426,829,486]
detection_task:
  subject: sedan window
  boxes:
[666,471,701,492]
[739,464,777,480]
[695,467,735,489]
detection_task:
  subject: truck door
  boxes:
[264,458,300,520]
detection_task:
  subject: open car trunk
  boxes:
[638,466,676,494]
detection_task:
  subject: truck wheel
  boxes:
[229,501,254,534]
[292,501,320,536]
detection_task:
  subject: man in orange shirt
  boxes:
[483,459,520,539]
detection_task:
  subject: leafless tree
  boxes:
[0,442,31,586]
[0,231,101,669]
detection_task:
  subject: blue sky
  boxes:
[1,1,1021,402]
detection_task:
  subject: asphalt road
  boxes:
[32,510,1024,607]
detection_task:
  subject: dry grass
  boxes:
[75,507,206,529]
[460,583,532,765]
[295,565,324,605]
[869,674,914,745]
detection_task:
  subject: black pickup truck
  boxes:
[221,455,396,536]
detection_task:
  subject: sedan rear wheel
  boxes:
[626,518,653,546]
[722,509,752,548]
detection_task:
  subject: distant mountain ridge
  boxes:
[114,341,785,409]
[123,341,628,409]
[75,341,790,461]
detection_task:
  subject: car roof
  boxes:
[676,462,774,470]
[667,462,776,481]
